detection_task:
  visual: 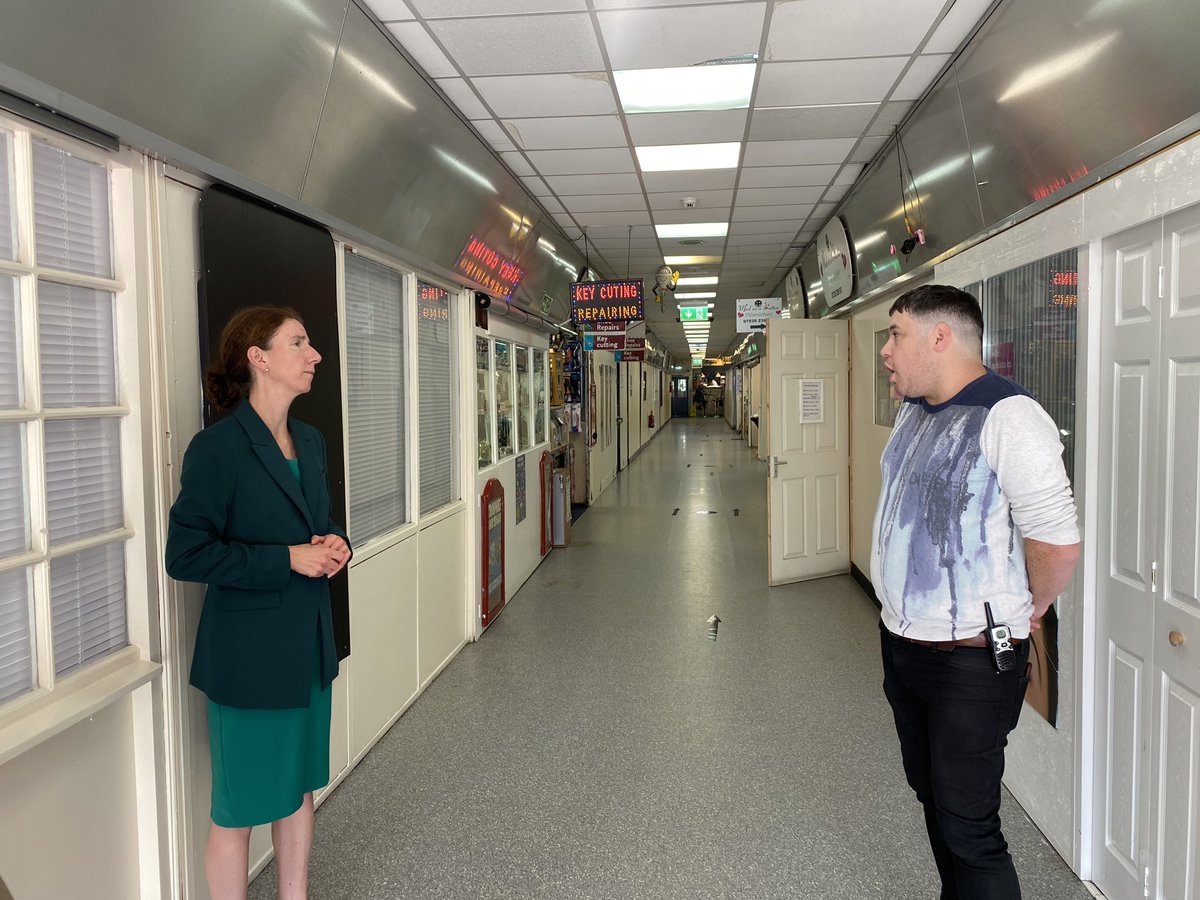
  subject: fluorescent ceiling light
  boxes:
[636,143,740,173]
[655,222,729,239]
[998,34,1118,103]
[614,63,755,114]
[665,255,722,265]
[677,276,718,286]
[676,291,716,300]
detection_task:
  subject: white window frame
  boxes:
[0,112,158,763]
[415,273,461,521]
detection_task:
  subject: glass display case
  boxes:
[494,339,514,459]
[516,344,531,452]
[534,349,547,445]
[476,336,492,468]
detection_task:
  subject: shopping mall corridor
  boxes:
[249,417,1091,900]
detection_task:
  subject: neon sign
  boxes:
[569,279,644,323]
[455,234,525,299]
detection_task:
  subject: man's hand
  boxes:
[289,535,351,578]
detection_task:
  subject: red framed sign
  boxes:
[539,451,553,557]
[481,479,506,628]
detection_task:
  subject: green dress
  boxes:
[206,458,332,828]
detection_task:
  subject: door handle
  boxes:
[768,456,788,478]
[1169,630,1185,647]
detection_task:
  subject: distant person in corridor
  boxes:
[872,285,1080,899]
[166,306,350,900]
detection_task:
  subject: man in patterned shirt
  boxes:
[873,284,1080,899]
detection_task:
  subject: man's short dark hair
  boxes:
[889,284,984,347]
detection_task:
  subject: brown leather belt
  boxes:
[898,632,1022,651]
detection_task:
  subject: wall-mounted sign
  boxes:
[679,305,709,322]
[480,479,506,628]
[736,297,783,332]
[816,216,855,308]
[541,292,555,315]
[456,234,526,299]
[570,278,644,323]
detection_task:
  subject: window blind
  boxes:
[0,424,28,557]
[0,130,14,260]
[44,418,123,546]
[0,567,34,703]
[50,542,126,677]
[0,276,18,409]
[417,282,455,516]
[38,281,117,408]
[345,253,406,543]
[32,141,112,278]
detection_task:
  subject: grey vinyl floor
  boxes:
[249,417,1094,900]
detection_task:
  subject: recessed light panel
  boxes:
[636,143,740,173]
[675,292,716,300]
[614,64,756,114]
[677,276,719,286]
[655,223,729,239]
[665,255,722,265]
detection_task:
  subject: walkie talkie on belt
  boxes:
[984,602,1017,673]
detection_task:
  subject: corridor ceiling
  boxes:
[364,0,995,360]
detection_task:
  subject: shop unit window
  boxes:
[874,328,900,427]
[494,340,514,459]
[534,349,547,445]
[979,253,1078,484]
[345,252,407,544]
[1,131,130,706]
[475,337,492,468]
[516,344,531,453]
[417,281,456,515]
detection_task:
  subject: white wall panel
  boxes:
[418,511,470,685]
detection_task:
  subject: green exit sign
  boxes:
[692,357,703,366]
[679,305,710,321]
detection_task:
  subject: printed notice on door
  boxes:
[800,379,824,424]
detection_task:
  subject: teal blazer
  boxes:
[165,400,349,708]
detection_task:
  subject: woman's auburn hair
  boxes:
[203,306,304,410]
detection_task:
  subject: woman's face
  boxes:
[257,318,321,396]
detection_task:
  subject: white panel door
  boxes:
[1095,220,1161,900]
[766,318,849,585]
[1150,204,1200,900]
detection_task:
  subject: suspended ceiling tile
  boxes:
[891,54,953,102]
[521,175,553,197]
[748,104,878,141]
[724,235,787,248]
[737,164,839,188]
[925,0,996,53]
[732,203,814,222]
[867,100,915,134]
[499,151,537,177]
[654,207,736,225]
[736,185,826,206]
[848,134,890,162]
[553,212,579,230]
[625,109,748,146]
[538,196,566,215]
[388,22,459,77]
[427,14,603,76]
[730,221,802,235]
[598,3,766,70]
[546,172,643,195]
[472,72,618,118]
[525,146,635,176]
[646,188,734,210]
[576,224,656,239]
[574,210,653,226]
[435,77,492,118]
[502,115,626,150]
[743,137,856,167]
[559,192,648,212]
[767,0,946,60]
[368,0,415,21]
[640,169,738,194]
[835,163,864,185]
[756,58,909,107]
[410,0,587,14]
[471,119,517,152]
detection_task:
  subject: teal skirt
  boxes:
[207,646,332,828]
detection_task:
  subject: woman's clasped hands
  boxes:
[289,534,351,578]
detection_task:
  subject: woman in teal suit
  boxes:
[166,306,350,900]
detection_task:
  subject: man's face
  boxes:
[880,310,935,401]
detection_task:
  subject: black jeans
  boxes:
[880,624,1031,900]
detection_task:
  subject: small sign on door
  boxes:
[800,379,824,424]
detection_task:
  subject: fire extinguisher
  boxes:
[648,412,655,428]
